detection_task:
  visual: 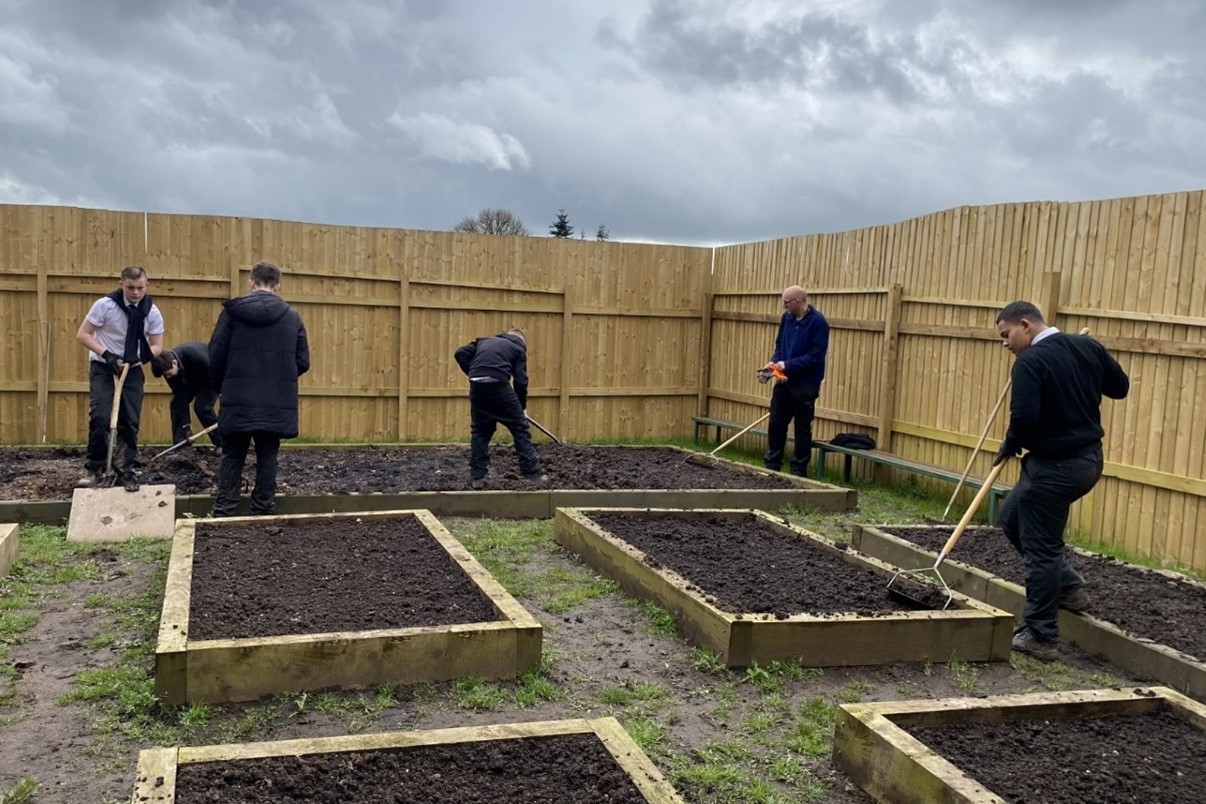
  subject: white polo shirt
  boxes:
[85,296,165,363]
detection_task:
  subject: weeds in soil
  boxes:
[786,697,838,757]
[598,680,673,709]
[629,598,678,637]
[947,657,985,694]
[670,738,826,804]
[621,715,667,752]
[690,646,731,676]
[0,777,39,804]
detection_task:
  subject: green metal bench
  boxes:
[692,417,1010,524]
[813,440,1011,525]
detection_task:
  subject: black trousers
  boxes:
[998,448,1103,643]
[213,431,280,516]
[85,361,145,474]
[764,382,819,475]
[469,380,540,479]
[170,388,222,447]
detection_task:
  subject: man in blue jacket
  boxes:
[763,285,829,477]
[150,341,223,453]
[994,301,1128,661]
[208,261,310,516]
[454,328,545,489]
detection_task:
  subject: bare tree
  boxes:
[452,208,530,236]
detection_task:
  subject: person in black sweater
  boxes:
[454,328,545,489]
[208,261,310,516]
[150,342,222,452]
[994,301,1129,661]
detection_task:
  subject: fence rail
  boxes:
[2,194,1204,570]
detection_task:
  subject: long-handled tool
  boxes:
[686,411,771,466]
[149,423,219,462]
[525,415,562,444]
[887,460,1008,609]
[102,363,132,484]
[940,327,1090,520]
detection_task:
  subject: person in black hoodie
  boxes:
[454,328,545,489]
[208,261,310,516]
[150,342,223,452]
[75,265,165,491]
[993,301,1129,661]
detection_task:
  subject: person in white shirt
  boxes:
[75,266,165,491]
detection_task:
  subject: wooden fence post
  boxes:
[696,291,714,419]
[398,276,410,440]
[559,286,572,440]
[876,283,903,452]
[1040,269,1062,326]
[37,266,48,443]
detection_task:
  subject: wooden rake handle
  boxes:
[935,460,1007,567]
[108,363,131,430]
[709,412,771,456]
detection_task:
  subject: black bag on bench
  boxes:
[830,433,876,450]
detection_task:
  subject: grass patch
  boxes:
[0,777,39,804]
[629,599,678,638]
[451,519,618,613]
[947,657,984,694]
[598,680,673,708]
[621,715,666,753]
[451,676,508,711]
[514,654,560,707]
[1009,653,1120,691]
[786,697,837,757]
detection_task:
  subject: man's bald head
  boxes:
[781,286,808,316]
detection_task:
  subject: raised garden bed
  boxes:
[0,444,856,523]
[833,686,1206,804]
[155,510,541,704]
[553,508,1012,667]
[0,522,16,576]
[851,523,1206,700]
[132,717,683,803]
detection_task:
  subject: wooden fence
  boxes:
[708,194,1206,571]
[1,194,1204,570]
[0,206,710,446]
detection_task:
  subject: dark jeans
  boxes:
[85,361,145,475]
[999,448,1103,643]
[213,431,280,516]
[170,389,222,447]
[469,381,540,479]
[764,382,819,475]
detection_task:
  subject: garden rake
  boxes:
[687,363,784,466]
[149,423,219,463]
[887,459,1008,610]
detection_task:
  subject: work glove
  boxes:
[993,441,1020,466]
[757,368,773,384]
[101,350,124,376]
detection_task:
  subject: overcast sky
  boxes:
[2,0,1204,245]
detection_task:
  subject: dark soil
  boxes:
[906,703,1206,803]
[588,513,933,616]
[0,444,795,500]
[880,526,1206,659]
[172,732,648,803]
[188,517,498,640]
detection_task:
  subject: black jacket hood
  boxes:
[224,290,291,326]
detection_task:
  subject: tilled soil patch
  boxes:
[0,444,794,500]
[172,733,648,803]
[589,513,928,616]
[880,526,1206,659]
[906,704,1206,803]
[188,517,498,640]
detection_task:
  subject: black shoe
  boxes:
[120,473,140,493]
[1011,627,1058,662]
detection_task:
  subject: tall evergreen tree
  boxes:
[548,208,573,238]
[595,225,610,241]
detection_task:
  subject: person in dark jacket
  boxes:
[149,342,222,451]
[208,261,310,516]
[763,285,830,477]
[454,328,545,489]
[994,301,1129,661]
